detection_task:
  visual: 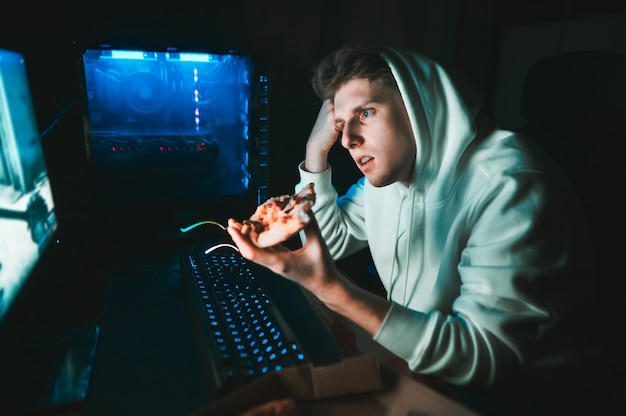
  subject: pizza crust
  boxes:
[241,183,315,247]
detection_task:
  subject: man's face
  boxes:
[333,78,416,187]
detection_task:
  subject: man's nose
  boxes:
[341,121,361,149]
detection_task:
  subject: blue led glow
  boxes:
[110,50,147,60]
[179,52,212,62]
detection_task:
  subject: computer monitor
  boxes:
[77,46,270,236]
[0,47,58,327]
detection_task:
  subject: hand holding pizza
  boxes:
[226,194,341,295]
[227,183,392,338]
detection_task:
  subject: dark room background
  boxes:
[3,0,625,196]
[1,0,625,284]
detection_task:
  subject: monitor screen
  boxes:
[0,47,58,326]
[78,47,269,228]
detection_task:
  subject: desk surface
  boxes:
[84,249,211,415]
[83,241,347,415]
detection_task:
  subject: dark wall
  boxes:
[2,0,625,201]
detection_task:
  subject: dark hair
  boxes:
[310,43,399,100]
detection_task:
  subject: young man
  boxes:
[227,44,604,412]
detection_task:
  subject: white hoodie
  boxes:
[296,46,601,392]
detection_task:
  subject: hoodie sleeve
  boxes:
[296,162,368,259]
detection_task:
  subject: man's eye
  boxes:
[361,109,371,119]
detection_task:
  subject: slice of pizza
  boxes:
[241,183,315,247]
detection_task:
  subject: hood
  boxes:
[375,46,485,202]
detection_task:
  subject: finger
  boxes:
[301,212,323,242]
[227,219,284,265]
[226,219,254,253]
[228,218,243,231]
[226,218,243,241]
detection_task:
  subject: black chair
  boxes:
[520,50,626,413]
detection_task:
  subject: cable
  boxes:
[179,220,226,233]
[40,99,77,139]
[204,243,239,255]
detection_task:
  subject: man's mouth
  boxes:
[359,156,372,165]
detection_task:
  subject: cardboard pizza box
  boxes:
[193,355,479,416]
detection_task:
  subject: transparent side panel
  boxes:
[81,49,255,200]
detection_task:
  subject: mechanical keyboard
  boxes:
[180,242,344,398]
